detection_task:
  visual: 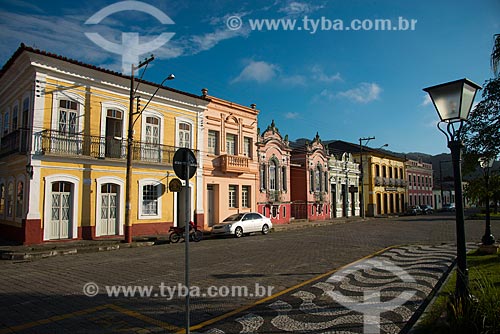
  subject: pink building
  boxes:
[406,158,434,208]
[256,120,292,224]
[200,89,259,230]
[290,133,331,221]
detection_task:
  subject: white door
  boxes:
[50,182,71,239]
[207,185,214,227]
[100,184,118,235]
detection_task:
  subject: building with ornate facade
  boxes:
[256,120,291,224]
[290,133,331,221]
[328,152,361,217]
[326,140,407,216]
[201,89,259,230]
[0,45,208,244]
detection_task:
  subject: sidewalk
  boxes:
[0,216,365,261]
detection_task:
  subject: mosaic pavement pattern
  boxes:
[196,244,457,334]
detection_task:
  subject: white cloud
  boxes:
[284,112,300,119]
[282,74,307,86]
[232,60,279,83]
[338,82,382,104]
[279,1,324,16]
[311,65,342,82]
[420,94,432,107]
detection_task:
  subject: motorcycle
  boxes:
[169,221,203,243]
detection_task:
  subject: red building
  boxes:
[406,159,434,207]
[290,133,331,221]
[256,121,291,224]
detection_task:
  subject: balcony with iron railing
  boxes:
[219,154,249,173]
[313,191,325,203]
[33,129,184,165]
[0,128,31,158]
[267,190,282,203]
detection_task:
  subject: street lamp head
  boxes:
[423,78,481,123]
[166,73,175,81]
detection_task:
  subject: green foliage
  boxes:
[446,270,500,334]
[463,77,500,161]
[492,34,500,77]
[414,253,500,334]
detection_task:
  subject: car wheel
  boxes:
[261,224,269,235]
[235,226,243,238]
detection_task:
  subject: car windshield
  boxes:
[223,213,245,222]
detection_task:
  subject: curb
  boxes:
[1,241,156,261]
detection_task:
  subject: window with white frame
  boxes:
[58,100,78,135]
[178,122,191,148]
[226,133,236,155]
[22,97,29,128]
[242,186,250,208]
[142,184,159,216]
[12,105,18,131]
[315,166,321,192]
[145,116,160,144]
[208,130,219,155]
[6,182,14,217]
[243,137,252,158]
[229,185,237,208]
[282,166,287,191]
[260,164,267,190]
[144,116,160,161]
[16,181,23,218]
[0,183,4,216]
[269,161,277,191]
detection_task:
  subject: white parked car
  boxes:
[211,212,272,238]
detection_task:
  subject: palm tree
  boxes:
[492,34,500,77]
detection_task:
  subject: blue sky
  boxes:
[0,0,498,155]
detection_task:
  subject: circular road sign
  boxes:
[173,148,197,180]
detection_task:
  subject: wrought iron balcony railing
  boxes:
[267,190,281,203]
[34,129,181,165]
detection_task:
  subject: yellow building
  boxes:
[326,140,407,217]
[0,44,209,244]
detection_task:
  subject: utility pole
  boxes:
[124,55,154,243]
[359,137,375,218]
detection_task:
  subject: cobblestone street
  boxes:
[0,214,498,333]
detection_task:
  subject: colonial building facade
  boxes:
[0,45,208,244]
[328,152,361,217]
[201,89,259,230]
[406,159,434,207]
[290,134,331,221]
[256,120,291,224]
[326,141,407,217]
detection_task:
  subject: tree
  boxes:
[492,34,500,77]
[462,77,500,162]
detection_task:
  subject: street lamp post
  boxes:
[479,157,495,245]
[124,56,174,243]
[359,136,375,219]
[424,78,482,300]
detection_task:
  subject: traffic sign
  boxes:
[173,148,197,180]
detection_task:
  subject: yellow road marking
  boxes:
[0,304,111,334]
[0,303,182,334]
[182,245,396,333]
[107,304,183,332]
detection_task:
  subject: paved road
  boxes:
[0,213,497,333]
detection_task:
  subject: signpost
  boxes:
[172,148,197,334]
